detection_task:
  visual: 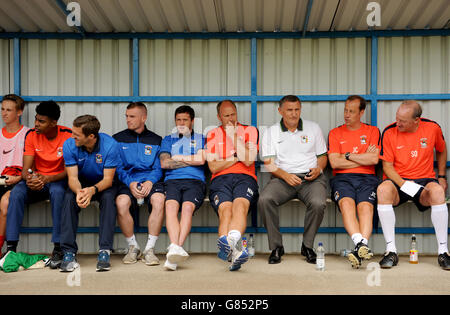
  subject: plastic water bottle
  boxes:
[409,234,418,264]
[316,242,325,271]
[137,183,144,206]
[28,168,38,179]
[242,237,247,251]
[248,234,255,258]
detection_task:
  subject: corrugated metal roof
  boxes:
[0,0,448,34]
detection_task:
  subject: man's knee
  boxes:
[424,182,445,204]
[48,182,67,201]
[338,197,356,212]
[377,181,396,202]
[257,193,275,209]
[218,203,232,220]
[1,192,10,213]
[116,194,131,213]
[166,200,180,215]
[308,197,326,213]
[9,182,27,202]
[150,193,165,211]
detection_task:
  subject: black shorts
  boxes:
[0,185,13,198]
[330,173,379,210]
[116,181,165,213]
[387,178,438,212]
[209,173,259,213]
[164,179,206,211]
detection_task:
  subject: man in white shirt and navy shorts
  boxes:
[258,95,328,265]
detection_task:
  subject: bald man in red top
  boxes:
[377,100,449,270]
[206,100,259,272]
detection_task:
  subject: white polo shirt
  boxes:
[261,119,327,174]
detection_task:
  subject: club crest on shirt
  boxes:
[300,135,309,143]
[57,147,63,157]
[420,138,427,148]
[360,135,367,144]
[144,145,152,155]
[95,154,103,164]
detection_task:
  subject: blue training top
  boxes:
[160,131,206,182]
[63,133,121,185]
[113,127,163,187]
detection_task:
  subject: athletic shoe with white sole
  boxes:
[96,250,111,272]
[166,243,189,264]
[229,248,249,271]
[142,248,160,266]
[122,245,141,264]
[217,236,232,262]
[60,252,79,272]
[47,248,64,269]
[164,259,177,271]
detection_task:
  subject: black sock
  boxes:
[6,241,18,253]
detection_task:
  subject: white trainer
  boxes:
[122,245,141,264]
[142,248,160,266]
[166,243,189,264]
[164,259,177,271]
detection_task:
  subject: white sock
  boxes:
[431,204,449,255]
[377,204,397,253]
[145,235,158,251]
[361,237,369,245]
[227,230,241,249]
[126,234,139,248]
[351,233,363,246]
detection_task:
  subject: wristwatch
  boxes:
[438,175,447,179]
[345,152,351,160]
[93,185,99,194]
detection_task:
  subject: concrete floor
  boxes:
[0,253,449,295]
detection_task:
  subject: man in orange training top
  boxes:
[377,100,449,270]
[206,100,259,272]
[328,95,380,269]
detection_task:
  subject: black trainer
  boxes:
[47,248,64,269]
[438,252,450,270]
[355,241,373,260]
[347,250,362,269]
[379,251,399,269]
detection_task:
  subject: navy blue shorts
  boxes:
[164,179,206,211]
[330,173,379,210]
[387,178,438,212]
[209,173,259,213]
[116,181,165,213]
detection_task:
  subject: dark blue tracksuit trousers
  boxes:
[60,184,118,254]
[6,180,67,243]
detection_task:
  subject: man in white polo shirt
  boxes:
[258,95,328,264]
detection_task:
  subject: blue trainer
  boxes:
[229,248,249,271]
[59,252,79,272]
[217,236,232,261]
[96,250,111,272]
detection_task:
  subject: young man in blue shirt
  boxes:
[159,105,206,271]
[113,102,165,266]
[59,115,121,272]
